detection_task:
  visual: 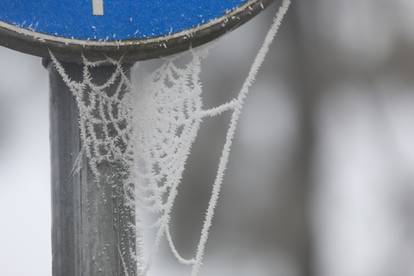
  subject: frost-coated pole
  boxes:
[45,60,137,276]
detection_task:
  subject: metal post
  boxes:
[45,60,137,276]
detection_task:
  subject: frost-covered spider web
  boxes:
[49,0,290,275]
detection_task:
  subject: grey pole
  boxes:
[45,60,137,276]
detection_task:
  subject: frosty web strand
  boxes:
[191,0,291,274]
[49,52,135,179]
[128,49,209,274]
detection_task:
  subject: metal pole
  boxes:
[45,60,137,276]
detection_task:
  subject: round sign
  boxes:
[0,0,275,61]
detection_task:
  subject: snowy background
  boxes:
[1,1,414,275]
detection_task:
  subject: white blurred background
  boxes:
[1,1,414,275]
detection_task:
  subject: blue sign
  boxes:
[0,0,250,41]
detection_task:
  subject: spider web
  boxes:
[49,0,290,275]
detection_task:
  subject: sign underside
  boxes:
[0,0,274,61]
[0,0,251,41]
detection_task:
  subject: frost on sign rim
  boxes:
[0,0,276,62]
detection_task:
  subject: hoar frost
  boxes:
[49,0,290,275]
